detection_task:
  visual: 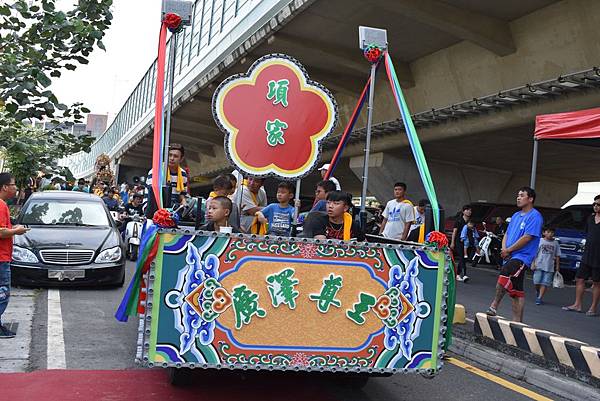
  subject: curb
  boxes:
[449,335,600,401]
[473,312,600,386]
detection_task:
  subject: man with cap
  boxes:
[318,164,341,191]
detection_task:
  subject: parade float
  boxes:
[91,153,115,195]
[117,7,454,386]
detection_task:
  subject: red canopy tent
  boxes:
[531,107,600,188]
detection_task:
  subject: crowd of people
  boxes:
[11,143,600,328]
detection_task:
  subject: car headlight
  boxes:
[12,246,39,263]
[95,246,122,263]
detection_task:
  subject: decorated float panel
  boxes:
[119,15,455,380]
[139,231,450,374]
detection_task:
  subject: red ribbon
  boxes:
[163,13,182,31]
[153,208,176,227]
[426,231,449,249]
[151,22,168,208]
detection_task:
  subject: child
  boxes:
[256,181,295,237]
[201,196,240,233]
[310,180,336,212]
[460,220,480,261]
[207,175,240,228]
[531,226,561,305]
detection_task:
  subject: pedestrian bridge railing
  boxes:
[62,0,306,178]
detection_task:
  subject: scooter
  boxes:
[124,214,146,261]
[473,223,502,267]
[109,204,125,223]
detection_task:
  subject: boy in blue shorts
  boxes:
[256,181,296,237]
[531,226,561,305]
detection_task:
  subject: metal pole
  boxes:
[530,139,539,189]
[162,33,178,207]
[360,63,377,230]
[291,179,301,237]
[294,179,301,222]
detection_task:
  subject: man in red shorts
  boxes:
[486,187,543,322]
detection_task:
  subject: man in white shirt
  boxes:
[380,182,415,241]
[318,164,341,191]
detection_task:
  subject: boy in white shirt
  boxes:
[380,182,415,241]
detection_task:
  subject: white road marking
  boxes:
[47,289,66,369]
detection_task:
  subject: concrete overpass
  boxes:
[63,0,600,214]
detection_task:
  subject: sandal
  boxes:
[585,311,599,317]
[561,306,582,312]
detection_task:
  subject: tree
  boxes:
[0,110,94,190]
[0,0,113,123]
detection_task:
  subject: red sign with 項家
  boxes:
[212,54,338,178]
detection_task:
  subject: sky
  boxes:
[50,0,163,122]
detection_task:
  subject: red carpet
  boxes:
[0,369,342,401]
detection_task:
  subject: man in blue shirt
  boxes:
[487,187,543,322]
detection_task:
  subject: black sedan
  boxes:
[11,191,126,287]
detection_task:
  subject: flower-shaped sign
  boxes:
[212,54,338,178]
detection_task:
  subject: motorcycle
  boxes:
[124,214,146,261]
[473,222,502,267]
[109,206,125,223]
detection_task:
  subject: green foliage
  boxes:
[0,110,94,187]
[0,0,113,122]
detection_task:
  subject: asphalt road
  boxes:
[7,261,568,401]
[455,263,600,347]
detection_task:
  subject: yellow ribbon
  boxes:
[248,189,266,235]
[167,167,185,193]
[343,212,353,241]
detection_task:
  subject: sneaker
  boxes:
[464,254,468,259]
[462,275,470,283]
[0,325,16,339]
[535,297,542,305]
[486,307,497,317]
[456,275,464,282]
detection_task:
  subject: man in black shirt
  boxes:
[450,205,472,283]
[125,194,144,216]
[302,191,365,241]
[564,195,600,316]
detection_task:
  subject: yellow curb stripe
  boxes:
[447,358,554,401]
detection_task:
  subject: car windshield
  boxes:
[20,200,110,227]
[548,206,593,231]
